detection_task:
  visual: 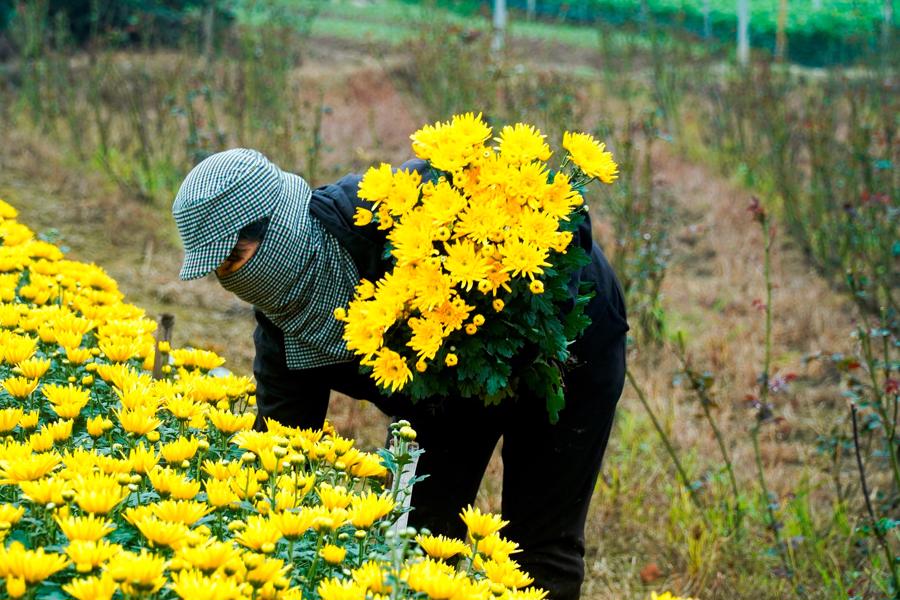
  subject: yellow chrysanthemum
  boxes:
[0,504,24,526]
[235,515,281,552]
[443,239,493,291]
[62,574,118,600]
[562,131,619,183]
[107,549,167,595]
[207,407,255,434]
[405,558,468,599]
[73,475,128,514]
[349,490,395,529]
[66,539,122,573]
[460,505,509,541]
[169,569,245,600]
[352,561,390,594]
[175,539,243,573]
[320,544,347,565]
[495,123,552,164]
[115,406,161,436]
[0,542,70,584]
[406,316,446,361]
[150,499,213,525]
[499,238,551,281]
[0,408,22,433]
[0,335,37,365]
[20,476,69,505]
[15,357,50,379]
[148,467,201,500]
[367,347,413,393]
[0,198,19,219]
[480,557,534,589]
[63,345,94,365]
[318,577,367,600]
[169,347,226,371]
[0,452,61,483]
[357,163,395,206]
[56,513,116,542]
[416,533,471,560]
[2,376,37,399]
[389,210,439,266]
[161,436,201,464]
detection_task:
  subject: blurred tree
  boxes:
[2,0,208,44]
[0,0,12,31]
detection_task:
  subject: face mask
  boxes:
[217,173,358,367]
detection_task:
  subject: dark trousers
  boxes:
[252,313,626,600]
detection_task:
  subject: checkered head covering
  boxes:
[173,149,283,281]
[173,148,358,368]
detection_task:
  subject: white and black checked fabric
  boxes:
[173,149,282,281]
[173,149,358,369]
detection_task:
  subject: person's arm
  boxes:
[252,310,330,431]
[308,159,432,283]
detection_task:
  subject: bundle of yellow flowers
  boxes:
[338,113,617,421]
[0,198,544,600]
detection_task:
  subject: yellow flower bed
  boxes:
[0,198,545,600]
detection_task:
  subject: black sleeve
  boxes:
[308,158,434,283]
[252,310,330,431]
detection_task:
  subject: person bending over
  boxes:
[172,148,628,600]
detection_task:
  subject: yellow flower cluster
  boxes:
[316,504,545,600]
[340,113,618,393]
[0,198,542,600]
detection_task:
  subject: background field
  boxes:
[0,1,897,598]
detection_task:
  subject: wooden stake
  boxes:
[152,313,174,380]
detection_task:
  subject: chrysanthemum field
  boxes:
[0,198,549,600]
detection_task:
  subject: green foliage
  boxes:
[402,0,889,65]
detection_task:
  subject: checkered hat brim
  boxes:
[179,231,240,281]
